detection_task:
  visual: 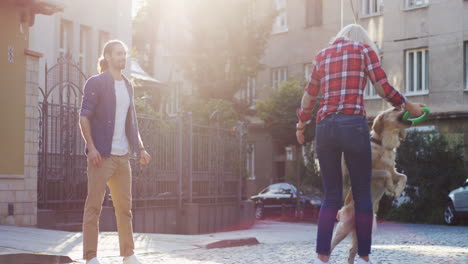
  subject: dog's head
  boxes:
[372,108,412,140]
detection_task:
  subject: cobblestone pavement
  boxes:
[97,220,468,264]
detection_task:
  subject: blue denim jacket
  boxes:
[79,72,140,158]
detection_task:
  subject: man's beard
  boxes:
[116,59,126,70]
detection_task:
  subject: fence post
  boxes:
[238,121,246,202]
[177,114,183,232]
[188,112,193,203]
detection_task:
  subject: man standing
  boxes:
[79,40,151,264]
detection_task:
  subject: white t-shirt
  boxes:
[111,80,130,156]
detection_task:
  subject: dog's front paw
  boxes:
[385,189,396,197]
[394,182,406,197]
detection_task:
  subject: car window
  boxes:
[269,184,290,194]
[277,184,293,194]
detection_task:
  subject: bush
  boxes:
[379,129,467,224]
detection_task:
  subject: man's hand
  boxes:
[140,149,151,165]
[88,147,102,168]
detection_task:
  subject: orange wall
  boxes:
[0,2,27,175]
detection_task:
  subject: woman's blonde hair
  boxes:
[333,24,379,54]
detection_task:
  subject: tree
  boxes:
[132,0,160,75]
[133,0,275,123]
[379,129,467,224]
[256,80,316,148]
[179,0,276,101]
[257,80,321,190]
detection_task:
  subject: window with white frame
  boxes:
[364,80,379,98]
[98,31,110,55]
[272,67,288,89]
[305,0,322,27]
[361,0,383,16]
[304,63,313,83]
[465,42,468,91]
[59,19,73,57]
[246,143,255,180]
[79,25,90,75]
[272,0,288,34]
[405,0,429,9]
[241,76,256,107]
[405,48,429,95]
[365,56,383,99]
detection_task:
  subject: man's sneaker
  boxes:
[356,257,372,264]
[313,257,331,264]
[123,254,142,264]
[86,258,101,264]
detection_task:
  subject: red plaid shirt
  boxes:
[297,38,406,123]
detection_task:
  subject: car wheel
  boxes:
[444,202,458,225]
[255,204,264,220]
[294,206,305,221]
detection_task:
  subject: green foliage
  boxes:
[185,98,240,127]
[379,129,467,224]
[256,80,315,148]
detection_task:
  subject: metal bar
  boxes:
[188,113,193,203]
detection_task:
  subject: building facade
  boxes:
[0,0,64,226]
[247,0,468,196]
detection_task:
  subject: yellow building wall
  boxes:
[0,2,27,175]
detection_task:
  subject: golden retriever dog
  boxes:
[330,108,412,264]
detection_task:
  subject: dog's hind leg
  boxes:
[392,171,407,197]
[348,230,358,264]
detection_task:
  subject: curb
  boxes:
[201,237,260,249]
[0,253,77,264]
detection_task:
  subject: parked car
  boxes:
[250,183,322,221]
[444,178,468,225]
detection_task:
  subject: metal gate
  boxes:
[37,55,248,233]
[37,54,87,211]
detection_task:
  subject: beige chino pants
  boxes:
[82,154,134,260]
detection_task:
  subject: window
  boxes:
[272,0,288,34]
[361,0,383,16]
[364,81,379,99]
[79,25,91,75]
[465,42,468,91]
[405,0,429,9]
[59,19,73,57]
[305,0,322,27]
[272,67,288,89]
[246,143,255,180]
[304,63,313,83]
[98,31,110,55]
[241,76,256,107]
[365,56,383,99]
[405,48,429,95]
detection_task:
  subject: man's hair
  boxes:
[97,40,128,73]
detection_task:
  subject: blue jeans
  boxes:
[315,113,373,256]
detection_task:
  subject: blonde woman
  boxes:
[296,24,424,264]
